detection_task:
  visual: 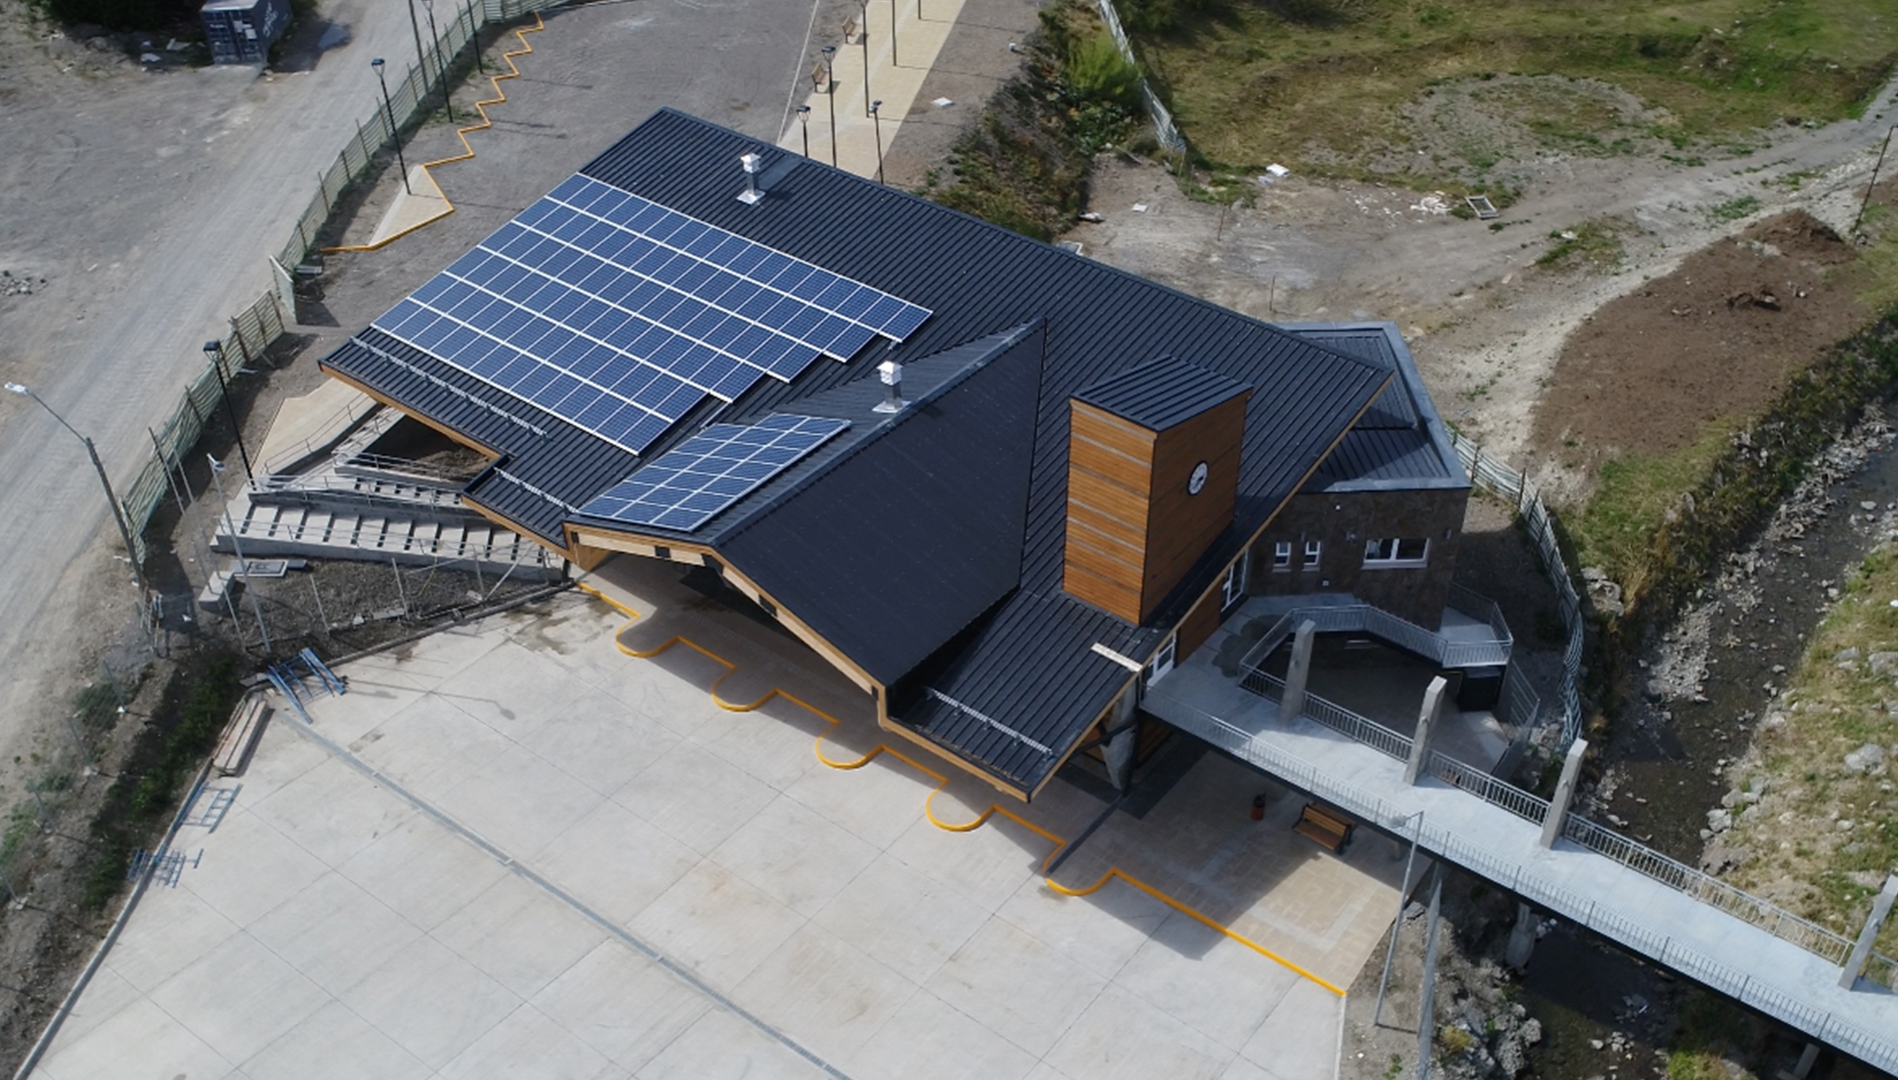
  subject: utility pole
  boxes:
[208,456,272,654]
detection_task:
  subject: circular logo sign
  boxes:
[1188,461,1208,495]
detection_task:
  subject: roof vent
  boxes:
[873,359,908,413]
[737,152,765,205]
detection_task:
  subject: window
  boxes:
[1273,541,1292,570]
[1147,634,1177,685]
[1303,540,1322,570]
[1221,556,1248,609]
[1363,537,1429,567]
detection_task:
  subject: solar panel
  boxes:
[578,414,850,531]
[369,173,930,455]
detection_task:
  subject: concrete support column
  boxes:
[1279,620,1316,720]
[1839,874,1898,989]
[1103,686,1139,792]
[1504,902,1537,970]
[1538,738,1589,849]
[1775,1043,1822,1080]
[1403,675,1448,785]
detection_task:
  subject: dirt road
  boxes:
[1080,71,1898,476]
[0,0,504,774]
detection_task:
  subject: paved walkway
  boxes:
[1143,610,1898,1075]
[29,556,1409,1080]
[776,0,969,178]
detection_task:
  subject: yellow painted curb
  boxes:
[323,13,547,254]
[580,589,1348,997]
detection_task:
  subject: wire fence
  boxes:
[122,0,573,560]
[1449,431,1586,748]
[1093,0,1183,151]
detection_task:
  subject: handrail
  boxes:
[1233,599,1512,671]
[1141,687,1898,1069]
[257,397,383,478]
[334,451,478,485]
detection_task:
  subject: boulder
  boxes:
[1844,743,1889,774]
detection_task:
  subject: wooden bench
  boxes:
[1293,803,1353,853]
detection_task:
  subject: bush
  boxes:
[1066,30,1143,112]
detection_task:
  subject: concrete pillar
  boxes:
[1839,874,1898,989]
[1538,738,1589,849]
[1403,676,1448,785]
[1103,687,1139,792]
[1775,1042,1822,1080]
[1278,620,1316,720]
[1504,902,1537,970]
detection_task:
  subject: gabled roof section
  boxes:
[1072,357,1250,432]
[1284,322,1469,494]
[713,323,1045,685]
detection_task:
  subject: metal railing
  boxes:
[245,473,465,513]
[1450,431,1586,747]
[1231,597,1512,671]
[1426,751,1548,824]
[255,396,384,478]
[1237,670,1416,762]
[335,452,479,485]
[1141,688,1898,1071]
[1093,0,1183,151]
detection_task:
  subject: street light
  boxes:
[421,0,455,123]
[208,455,272,654]
[857,0,870,116]
[371,58,413,195]
[821,46,838,168]
[870,100,885,184]
[5,383,151,604]
[797,104,811,159]
[203,340,254,480]
[890,0,898,67]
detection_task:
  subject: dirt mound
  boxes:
[1532,211,1867,464]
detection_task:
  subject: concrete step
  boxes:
[212,491,561,581]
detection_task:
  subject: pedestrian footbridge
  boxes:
[1141,601,1898,1075]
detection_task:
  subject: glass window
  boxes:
[1303,540,1322,570]
[1363,538,1429,565]
[1273,541,1292,569]
[1222,557,1248,608]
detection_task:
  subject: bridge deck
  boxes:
[1140,618,1898,1074]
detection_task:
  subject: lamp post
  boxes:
[857,0,870,116]
[421,0,455,122]
[797,104,811,158]
[870,99,885,184]
[404,0,427,99]
[890,0,898,67]
[203,340,254,481]
[208,455,272,653]
[371,58,413,195]
[463,0,484,74]
[5,383,151,604]
[822,46,838,168]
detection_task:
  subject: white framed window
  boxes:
[1363,537,1429,567]
[1273,541,1293,570]
[1147,633,1177,685]
[1221,556,1248,609]
[1303,540,1322,570]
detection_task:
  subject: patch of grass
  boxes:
[1125,0,1898,181]
[1536,219,1627,273]
[1567,422,1731,590]
[1708,194,1763,222]
[1666,988,1759,1080]
[927,0,1141,239]
[81,653,242,910]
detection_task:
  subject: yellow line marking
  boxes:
[584,591,1347,996]
[322,13,547,254]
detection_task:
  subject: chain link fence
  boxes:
[1093,0,1183,151]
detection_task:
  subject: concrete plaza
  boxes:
[30,556,1408,1080]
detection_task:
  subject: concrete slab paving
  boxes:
[30,554,1416,1080]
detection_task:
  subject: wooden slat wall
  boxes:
[1140,395,1246,609]
[1064,403,1157,621]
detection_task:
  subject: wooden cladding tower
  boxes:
[1063,358,1251,623]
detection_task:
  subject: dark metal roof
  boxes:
[318,110,1399,797]
[1072,357,1251,432]
[1283,323,1468,494]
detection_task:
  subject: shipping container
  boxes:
[200,0,290,66]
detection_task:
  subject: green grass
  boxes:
[1125,0,1898,180]
[1566,423,1731,589]
[1536,219,1627,272]
[1707,193,1762,222]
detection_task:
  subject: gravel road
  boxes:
[0,0,449,767]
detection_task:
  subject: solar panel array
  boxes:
[370,172,930,455]
[579,413,851,531]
